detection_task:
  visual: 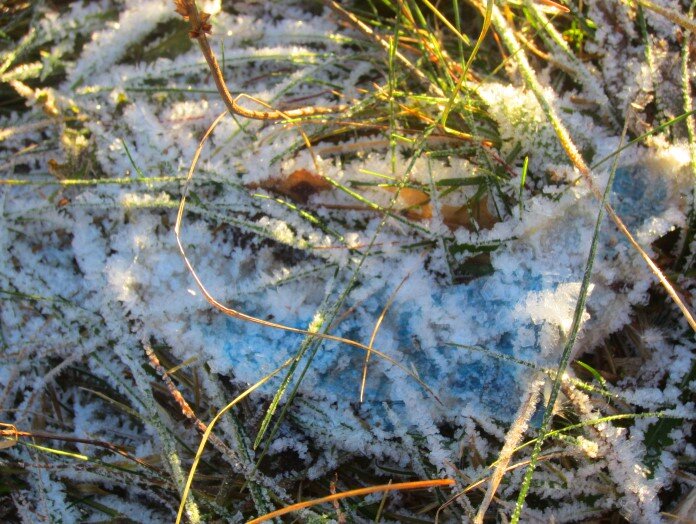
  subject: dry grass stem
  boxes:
[175,0,346,120]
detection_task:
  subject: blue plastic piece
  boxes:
[218,162,670,424]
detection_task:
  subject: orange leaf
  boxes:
[397,187,430,208]
[383,186,432,219]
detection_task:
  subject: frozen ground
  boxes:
[1,0,694,522]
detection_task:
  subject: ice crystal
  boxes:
[1,0,693,521]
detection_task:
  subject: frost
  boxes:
[519,282,593,356]
[1,0,693,521]
[71,0,175,85]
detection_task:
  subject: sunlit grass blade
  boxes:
[510,114,630,524]
[247,478,455,523]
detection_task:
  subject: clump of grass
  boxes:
[1,0,694,522]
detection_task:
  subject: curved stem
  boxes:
[181,0,346,121]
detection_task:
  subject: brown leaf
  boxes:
[384,187,432,219]
[441,197,497,231]
[262,169,332,203]
[385,187,497,230]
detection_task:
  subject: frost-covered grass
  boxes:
[0,0,694,522]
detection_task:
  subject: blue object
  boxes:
[215,161,671,425]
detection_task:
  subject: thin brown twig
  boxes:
[174,111,442,404]
[142,341,241,462]
[360,273,410,403]
[247,479,455,523]
[473,374,544,523]
[175,0,346,121]
[0,425,159,471]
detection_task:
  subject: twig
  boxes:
[247,479,455,523]
[0,426,158,471]
[473,374,544,523]
[174,0,346,120]
[143,340,242,465]
[360,273,410,402]
[174,111,442,403]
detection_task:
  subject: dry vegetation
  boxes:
[0,0,694,522]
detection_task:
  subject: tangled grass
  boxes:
[0,0,694,522]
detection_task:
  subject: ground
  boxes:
[0,0,694,522]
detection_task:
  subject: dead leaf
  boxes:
[387,186,497,231]
[442,197,497,230]
[261,169,332,203]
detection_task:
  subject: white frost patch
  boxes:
[69,0,175,85]
[2,1,692,521]
[519,282,593,356]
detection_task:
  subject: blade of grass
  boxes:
[590,109,696,170]
[508,411,678,457]
[510,111,630,524]
[446,341,626,401]
[488,1,696,333]
[0,174,185,186]
[175,358,293,524]
[247,479,455,523]
[121,138,145,178]
[518,155,528,217]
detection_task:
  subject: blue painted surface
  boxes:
[217,162,670,424]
